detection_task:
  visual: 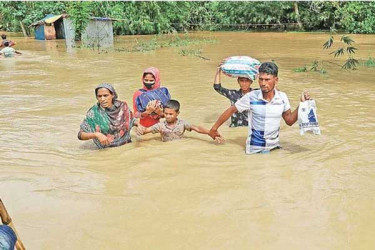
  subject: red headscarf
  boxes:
[132,67,162,127]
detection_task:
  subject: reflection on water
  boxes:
[1,32,375,249]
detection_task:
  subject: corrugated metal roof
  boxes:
[45,15,63,24]
[30,15,115,28]
[29,14,67,27]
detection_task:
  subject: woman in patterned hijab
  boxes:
[78,83,136,148]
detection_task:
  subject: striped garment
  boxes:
[0,225,17,250]
[235,89,291,154]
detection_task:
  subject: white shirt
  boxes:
[0,47,15,57]
[235,89,291,154]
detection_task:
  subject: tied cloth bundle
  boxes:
[220,56,261,81]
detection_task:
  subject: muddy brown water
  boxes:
[1,32,375,249]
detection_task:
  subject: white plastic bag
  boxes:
[298,100,321,135]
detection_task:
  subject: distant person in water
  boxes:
[213,67,254,127]
[78,83,138,149]
[0,34,16,48]
[0,42,21,58]
[137,99,223,143]
[209,62,311,154]
[133,67,170,128]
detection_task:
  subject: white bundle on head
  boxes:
[220,56,261,80]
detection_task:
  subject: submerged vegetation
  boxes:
[115,34,216,59]
[178,48,210,61]
[295,30,362,73]
[323,30,359,70]
[360,58,375,68]
[293,66,308,73]
[293,61,327,75]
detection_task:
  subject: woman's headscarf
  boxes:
[141,67,161,91]
[95,83,118,101]
[79,83,134,148]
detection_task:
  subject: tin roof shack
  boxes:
[81,17,114,49]
[30,15,114,49]
[30,14,74,41]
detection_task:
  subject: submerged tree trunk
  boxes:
[294,2,303,30]
[19,21,28,37]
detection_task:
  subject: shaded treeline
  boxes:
[1,1,375,36]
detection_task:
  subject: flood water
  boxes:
[1,32,375,249]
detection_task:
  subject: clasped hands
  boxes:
[145,100,163,116]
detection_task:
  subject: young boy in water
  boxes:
[0,34,16,48]
[213,67,254,127]
[137,99,223,142]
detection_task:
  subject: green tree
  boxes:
[1,1,375,35]
[336,2,375,34]
[67,2,92,40]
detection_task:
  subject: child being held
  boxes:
[137,99,223,143]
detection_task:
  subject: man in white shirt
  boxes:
[0,42,21,57]
[209,62,310,154]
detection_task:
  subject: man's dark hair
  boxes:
[164,99,180,112]
[1,34,6,40]
[3,41,9,47]
[259,62,278,77]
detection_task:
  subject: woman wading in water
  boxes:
[78,83,137,148]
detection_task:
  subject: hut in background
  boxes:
[30,15,114,48]
[81,17,114,49]
[30,14,72,41]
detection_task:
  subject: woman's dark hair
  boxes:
[164,99,180,112]
[95,87,113,96]
[1,34,6,39]
[259,62,278,77]
[3,41,9,47]
[143,72,155,79]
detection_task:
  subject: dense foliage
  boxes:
[1,1,375,35]
[67,2,92,40]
